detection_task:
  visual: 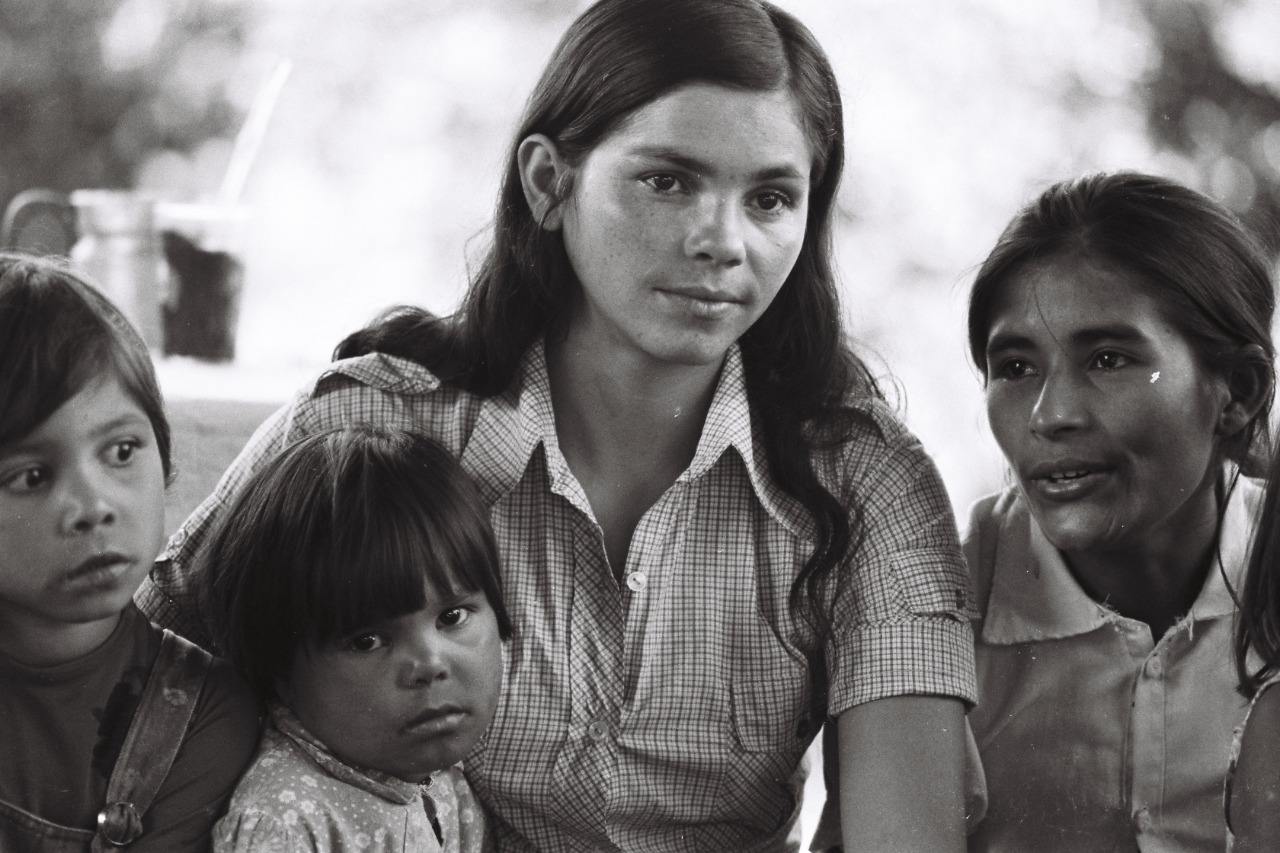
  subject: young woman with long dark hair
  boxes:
[138,2,977,849]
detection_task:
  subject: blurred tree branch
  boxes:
[1138,0,1280,255]
[0,0,248,227]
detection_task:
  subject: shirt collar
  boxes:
[462,342,808,537]
[270,704,425,805]
[457,348,548,507]
[981,472,1259,644]
[686,345,810,538]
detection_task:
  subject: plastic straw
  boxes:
[218,59,293,206]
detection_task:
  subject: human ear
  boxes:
[517,134,570,231]
[1217,343,1274,438]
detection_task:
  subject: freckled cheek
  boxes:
[757,221,805,271]
[571,203,675,277]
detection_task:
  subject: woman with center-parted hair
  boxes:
[963,172,1274,852]
[138,1,978,849]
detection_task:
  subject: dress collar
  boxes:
[981,472,1260,644]
[271,704,427,805]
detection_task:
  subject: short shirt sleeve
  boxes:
[136,353,448,648]
[822,405,976,715]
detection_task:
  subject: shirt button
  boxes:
[586,720,610,742]
[626,571,648,592]
[1133,806,1152,832]
[1146,656,1163,678]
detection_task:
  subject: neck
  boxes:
[545,335,723,476]
[1064,481,1223,639]
[0,607,123,668]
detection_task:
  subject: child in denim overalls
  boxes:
[0,253,258,851]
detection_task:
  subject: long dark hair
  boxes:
[968,172,1275,469]
[1240,446,1280,696]
[336,0,881,634]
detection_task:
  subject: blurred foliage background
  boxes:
[3,0,1279,514]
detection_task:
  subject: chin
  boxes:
[1028,504,1115,555]
[650,336,737,367]
[63,591,136,625]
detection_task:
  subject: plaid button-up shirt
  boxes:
[137,343,975,852]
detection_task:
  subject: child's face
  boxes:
[282,580,503,782]
[0,374,166,657]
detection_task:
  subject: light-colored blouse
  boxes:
[215,705,486,853]
[965,476,1261,852]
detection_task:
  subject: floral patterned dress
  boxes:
[215,705,488,852]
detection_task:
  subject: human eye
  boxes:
[104,438,142,467]
[1089,350,1131,371]
[439,607,472,629]
[343,632,388,653]
[640,173,688,195]
[750,189,795,215]
[991,357,1036,381]
[0,464,50,495]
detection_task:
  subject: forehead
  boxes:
[987,258,1176,346]
[7,373,148,450]
[596,82,812,176]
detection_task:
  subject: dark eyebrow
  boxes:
[984,331,1033,356]
[625,147,806,182]
[89,413,152,438]
[1070,325,1150,347]
[986,323,1150,356]
[2,413,150,457]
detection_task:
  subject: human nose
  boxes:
[398,624,450,687]
[59,463,117,535]
[1029,368,1091,438]
[684,196,745,267]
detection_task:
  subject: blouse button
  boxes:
[587,720,610,742]
[626,571,648,592]
[1145,656,1163,678]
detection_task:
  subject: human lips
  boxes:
[63,551,134,587]
[403,704,468,735]
[656,286,743,320]
[1024,459,1113,500]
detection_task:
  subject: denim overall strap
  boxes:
[91,629,212,850]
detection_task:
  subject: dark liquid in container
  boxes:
[161,229,243,361]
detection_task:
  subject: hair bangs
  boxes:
[0,255,171,475]
[303,429,505,642]
[310,501,431,642]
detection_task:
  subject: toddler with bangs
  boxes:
[197,426,509,853]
